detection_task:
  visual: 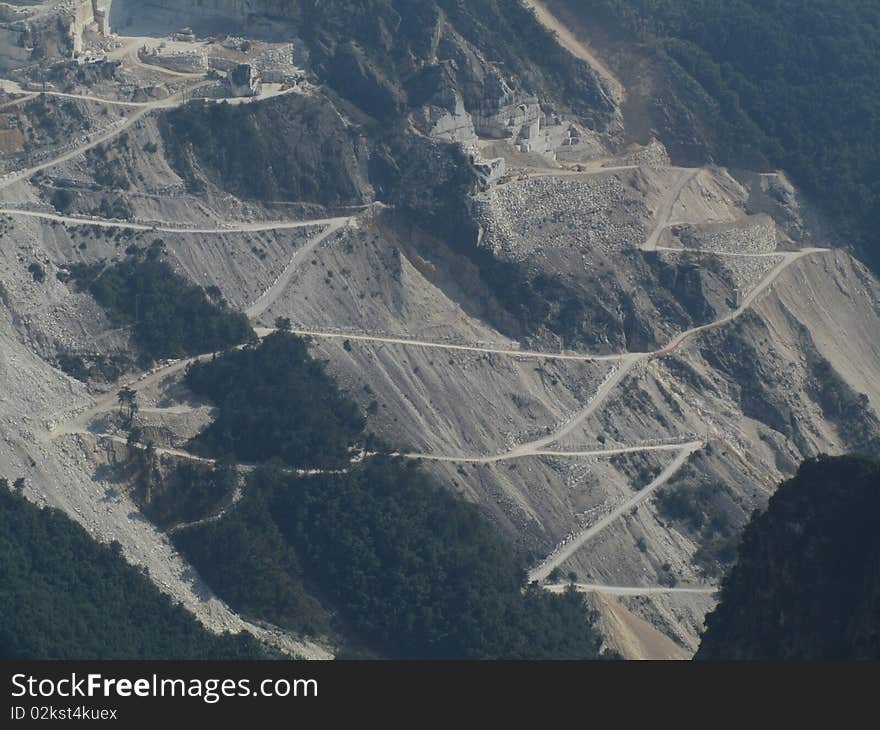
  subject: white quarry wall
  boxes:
[70,0,97,54]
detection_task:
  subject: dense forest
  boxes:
[184,332,368,468]
[559,0,880,272]
[0,484,263,660]
[70,256,252,361]
[175,459,607,659]
[172,486,333,638]
[144,459,238,530]
[697,455,880,660]
[169,330,605,658]
[655,476,742,579]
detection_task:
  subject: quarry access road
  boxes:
[247,218,352,318]
[90,432,340,480]
[43,354,200,443]
[525,247,831,577]
[651,247,831,359]
[643,168,701,252]
[0,207,351,235]
[655,245,788,258]
[0,79,152,107]
[38,233,833,593]
[92,432,215,465]
[399,439,703,465]
[44,239,829,474]
[23,90,150,107]
[257,244,830,467]
[0,92,37,110]
[0,79,214,192]
[295,247,818,475]
[2,75,299,108]
[0,74,300,194]
[529,440,703,582]
[46,216,348,440]
[282,328,637,363]
[166,496,244,536]
[543,583,717,597]
[0,107,153,189]
[511,356,642,456]
[530,246,831,455]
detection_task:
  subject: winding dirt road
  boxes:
[401,439,702,464]
[47,240,829,472]
[529,441,703,582]
[12,79,830,608]
[0,74,301,194]
[544,583,717,597]
[643,168,700,252]
[651,248,829,359]
[0,79,213,191]
[284,328,636,363]
[54,237,823,588]
[0,208,352,235]
[513,357,642,456]
[33,197,832,612]
[0,79,150,108]
[246,218,351,319]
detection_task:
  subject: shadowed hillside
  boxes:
[697,455,880,660]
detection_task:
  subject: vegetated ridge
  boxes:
[0,482,265,660]
[697,455,880,660]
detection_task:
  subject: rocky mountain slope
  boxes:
[1,0,879,658]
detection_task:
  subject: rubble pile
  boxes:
[677,218,779,255]
[474,174,649,261]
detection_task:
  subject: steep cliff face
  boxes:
[109,0,299,34]
[111,0,615,127]
[159,93,376,208]
[697,455,880,660]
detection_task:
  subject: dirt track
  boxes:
[544,583,717,596]
[0,75,301,193]
[0,208,353,235]
[528,441,703,582]
[246,219,352,319]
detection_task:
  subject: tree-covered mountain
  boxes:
[0,484,264,660]
[554,0,880,272]
[184,332,368,468]
[176,459,608,659]
[70,255,253,362]
[697,455,880,660]
[171,334,607,658]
